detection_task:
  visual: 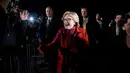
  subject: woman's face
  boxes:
[63,15,75,29]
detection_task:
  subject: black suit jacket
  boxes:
[94,20,105,40]
[109,20,123,36]
[108,20,126,47]
[79,17,95,35]
[79,16,97,47]
[37,16,62,43]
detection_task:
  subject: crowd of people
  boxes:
[1,0,130,73]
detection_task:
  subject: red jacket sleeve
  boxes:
[37,29,61,54]
[77,28,89,47]
[83,30,89,46]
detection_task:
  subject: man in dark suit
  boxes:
[108,14,125,49]
[79,7,96,48]
[36,6,62,73]
[79,7,98,73]
[37,6,61,43]
[108,14,126,72]
[95,13,105,47]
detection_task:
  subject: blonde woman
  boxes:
[38,11,89,73]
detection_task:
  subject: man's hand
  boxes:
[20,10,29,20]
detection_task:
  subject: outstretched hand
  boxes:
[20,10,29,20]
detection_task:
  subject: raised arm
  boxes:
[20,10,29,34]
[38,29,61,54]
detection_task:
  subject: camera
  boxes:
[29,16,35,23]
[28,13,38,24]
[28,13,44,25]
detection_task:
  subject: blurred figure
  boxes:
[123,17,130,48]
[121,16,130,73]
[108,14,125,49]
[80,7,96,47]
[95,13,104,44]
[79,7,97,72]
[108,14,126,72]
[96,13,103,29]
[0,0,10,11]
[38,11,89,73]
[36,6,62,73]
[109,14,122,35]
[1,3,27,72]
[37,6,62,44]
[0,0,9,72]
[94,13,108,71]
[0,2,8,49]
[95,13,105,50]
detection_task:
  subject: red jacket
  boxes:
[38,26,89,73]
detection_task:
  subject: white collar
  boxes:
[83,17,88,20]
[48,17,52,20]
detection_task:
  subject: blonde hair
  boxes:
[62,11,80,26]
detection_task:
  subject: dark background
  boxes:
[20,0,129,15]
[19,0,130,24]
